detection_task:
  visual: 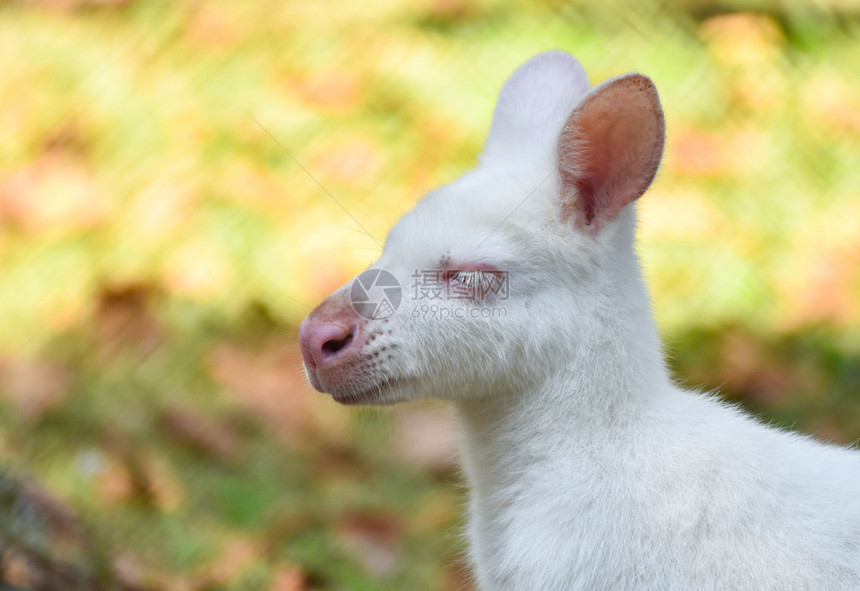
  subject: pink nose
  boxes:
[298,319,359,371]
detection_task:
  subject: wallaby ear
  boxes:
[558,73,665,229]
[482,51,591,164]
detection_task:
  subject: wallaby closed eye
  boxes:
[444,268,505,300]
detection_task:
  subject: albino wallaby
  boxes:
[298,51,860,590]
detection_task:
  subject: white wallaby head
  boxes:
[299,50,665,406]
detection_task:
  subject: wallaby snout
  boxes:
[298,293,366,398]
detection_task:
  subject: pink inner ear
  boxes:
[559,74,665,228]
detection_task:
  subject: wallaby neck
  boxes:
[455,262,668,506]
[454,270,668,587]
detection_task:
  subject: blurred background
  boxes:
[0,0,859,589]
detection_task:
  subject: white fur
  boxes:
[299,51,860,589]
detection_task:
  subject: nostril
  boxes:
[299,320,360,371]
[321,330,354,359]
